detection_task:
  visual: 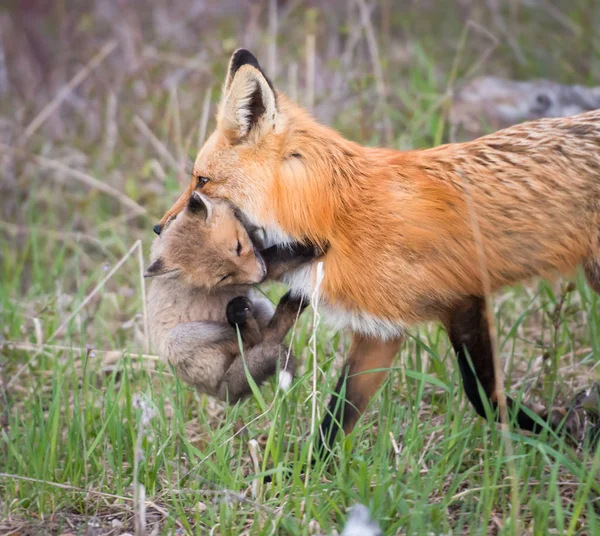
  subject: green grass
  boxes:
[2,1,600,534]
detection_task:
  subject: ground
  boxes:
[1,1,600,534]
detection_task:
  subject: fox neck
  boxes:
[267,121,387,248]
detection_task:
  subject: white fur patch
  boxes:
[282,263,405,340]
[278,371,293,391]
[262,224,296,248]
[341,504,382,536]
[252,222,406,340]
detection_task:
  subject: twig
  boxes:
[354,0,393,144]
[268,0,278,79]
[169,87,185,185]
[0,24,8,97]
[0,221,108,253]
[197,87,213,149]
[102,91,119,165]
[461,21,499,83]
[20,40,118,144]
[4,342,159,362]
[0,472,184,531]
[142,47,209,73]
[248,439,262,499]
[486,0,525,66]
[132,395,156,536]
[304,262,325,497]
[0,143,147,217]
[137,238,150,354]
[287,62,298,102]
[6,241,145,389]
[305,34,316,113]
[133,115,182,173]
[458,169,521,533]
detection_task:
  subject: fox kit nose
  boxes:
[153,224,162,236]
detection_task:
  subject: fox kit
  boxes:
[146,191,315,403]
[156,49,600,449]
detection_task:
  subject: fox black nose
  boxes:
[153,224,162,236]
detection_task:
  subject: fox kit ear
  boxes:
[144,258,169,278]
[220,49,277,142]
[187,191,213,222]
[233,206,265,248]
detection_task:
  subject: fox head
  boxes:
[155,49,347,246]
[146,191,266,288]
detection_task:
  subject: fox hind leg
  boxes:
[583,257,600,295]
[446,296,579,436]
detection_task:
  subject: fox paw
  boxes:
[226,296,255,326]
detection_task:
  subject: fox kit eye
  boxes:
[197,176,210,188]
[236,240,242,256]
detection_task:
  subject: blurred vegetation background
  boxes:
[1,1,600,534]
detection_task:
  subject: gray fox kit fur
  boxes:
[146,191,317,402]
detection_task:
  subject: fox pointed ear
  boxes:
[144,258,168,278]
[223,49,265,93]
[219,50,277,142]
[187,191,213,222]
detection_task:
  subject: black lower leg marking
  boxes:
[316,364,351,457]
[448,296,543,433]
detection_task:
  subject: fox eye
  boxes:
[197,176,210,188]
[236,240,242,256]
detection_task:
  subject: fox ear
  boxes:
[187,191,213,222]
[220,49,277,142]
[223,49,266,93]
[144,258,168,278]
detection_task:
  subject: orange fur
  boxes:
[159,59,600,335]
[157,50,600,439]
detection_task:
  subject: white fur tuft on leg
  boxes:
[278,370,293,391]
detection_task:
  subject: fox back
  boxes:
[158,49,600,339]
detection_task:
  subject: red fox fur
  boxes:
[157,49,599,448]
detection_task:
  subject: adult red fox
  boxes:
[156,49,600,449]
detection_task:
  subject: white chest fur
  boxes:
[256,219,405,339]
[280,263,405,341]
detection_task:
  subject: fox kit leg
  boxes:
[446,296,576,434]
[226,296,264,347]
[164,322,235,395]
[261,291,308,343]
[261,243,325,281]
[317,334,403,454]
[216,291,307,402]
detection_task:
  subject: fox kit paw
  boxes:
[277,291,309,313]
[226,296,255,326]
[290,241,328,260]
